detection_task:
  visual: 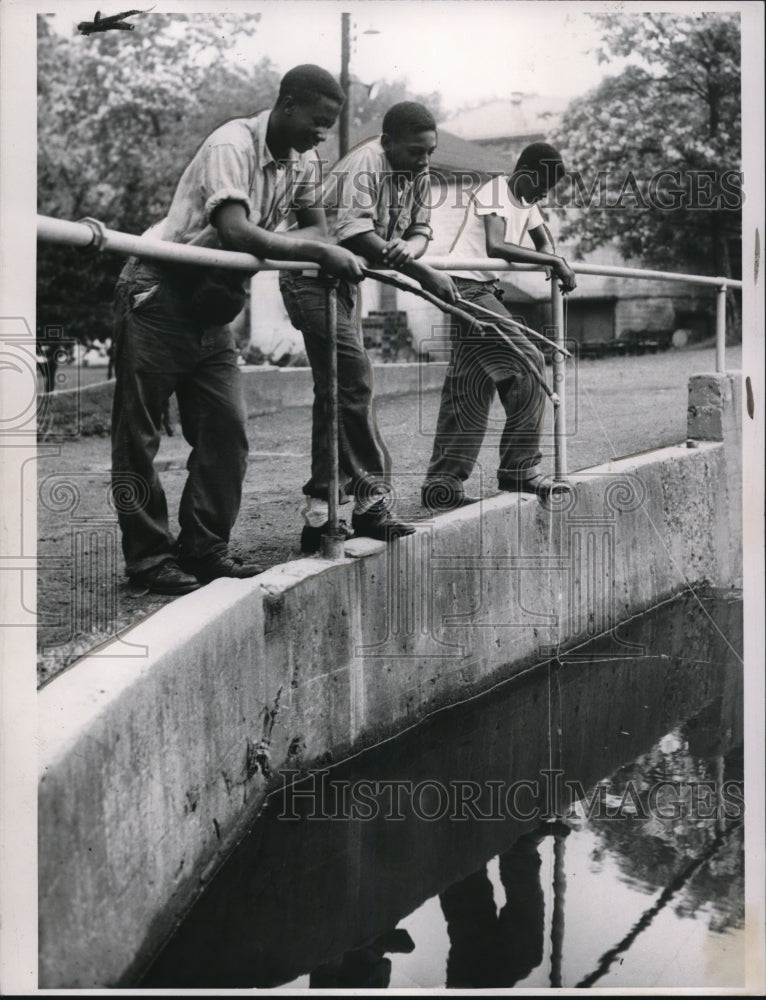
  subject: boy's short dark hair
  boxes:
[382,102,437,138]
[278,64,345,107]
[514,142,566,190]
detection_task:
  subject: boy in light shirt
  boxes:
[422,142,576,510]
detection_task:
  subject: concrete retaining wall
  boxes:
[38,372,742,987]
[38,361,449,438]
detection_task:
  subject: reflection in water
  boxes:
[309,927,414,989]
[440,823,569,988]
[578,821,742,988]
[140,591,743,990]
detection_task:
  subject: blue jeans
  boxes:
[279,273,389,501]
[425,279,545,490]
[111,259,249,577]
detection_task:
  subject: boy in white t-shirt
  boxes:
[422,142,576,509]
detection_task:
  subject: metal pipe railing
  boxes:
[422,255,743,289]
[320,282,344,560]
[39,217,744,289]
[37,214,743,528]
[37,215,315,274]
[715,285,728,374]
[550,282,568,480]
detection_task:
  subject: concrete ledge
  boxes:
[39,454,739,987]
[38,372,743,987]
[37,362,449,438]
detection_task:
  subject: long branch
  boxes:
[360,267,559,403]
[455,295,572,359]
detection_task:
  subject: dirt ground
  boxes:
[36,343,739,686]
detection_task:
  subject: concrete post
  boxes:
[687,371,742,586]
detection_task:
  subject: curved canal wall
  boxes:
[38,371,742,987]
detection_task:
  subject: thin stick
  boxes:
[360,267,558,403]
[455,295,572,359]
[360,267,485,333]
[480,322,558,402]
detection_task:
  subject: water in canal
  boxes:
[141,588,744,990]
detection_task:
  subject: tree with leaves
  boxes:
[37,12,273,346]
[37,13,445,349]
[551,12,741,293]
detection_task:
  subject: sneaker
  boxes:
[351,499,415,542]
[421,481,480,513]
[179,552,263,582]
[129,560,201,596]
[300,519,353,555]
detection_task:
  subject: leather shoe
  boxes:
[421,481,480,513]
[129,560,201,596]
[501,473,571,498]
[351,499,415,542]
[300,519,353,554]
[179,552,263,582]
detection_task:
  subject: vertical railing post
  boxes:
[550,831,567,987]
[715,284,727,373]
[320,279,345,560]
[550,280,568,481]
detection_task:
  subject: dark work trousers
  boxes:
[111,259,249,578]
[424,278,546,491]
[279,273,389,502]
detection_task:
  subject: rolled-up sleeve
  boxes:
[202,141,254,223]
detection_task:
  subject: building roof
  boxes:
[430,129,511,175]
[439,95,569,143]
[354,127,510,178]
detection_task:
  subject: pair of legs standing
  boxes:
[111,259,257,592]
[424,278,548,506]
[279,273,413,549]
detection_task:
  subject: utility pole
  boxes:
[339,11,351,158]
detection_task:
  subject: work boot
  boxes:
[500,473,572,499]
[351,499,415,542]
[179,551,263,582]
[421,480,480,513]
[129,560,201,596]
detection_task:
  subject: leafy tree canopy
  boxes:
[38,13,441,345]
[550,12,741,281]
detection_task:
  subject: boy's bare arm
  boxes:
[483,214,576,292]
[212,202,363,281]
[529,223,554,255]
[288,206,332,244]
[376,233,430,270]
[342,231,457,303]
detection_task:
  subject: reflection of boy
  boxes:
[280,102,457,553]
[440,822,570,987]
[111,65,362,595]
[422,142,576,511]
